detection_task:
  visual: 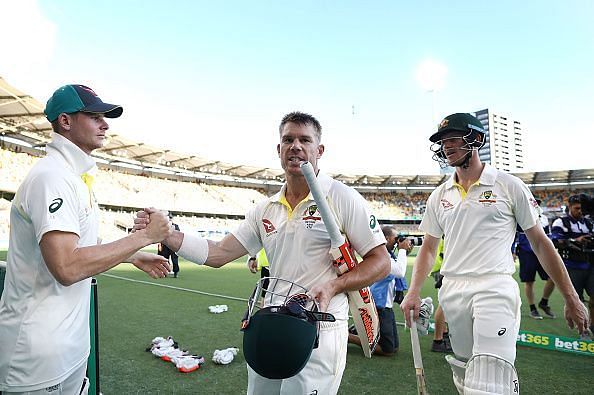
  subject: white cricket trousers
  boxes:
[247,320,348,395]
[439,274,521,363]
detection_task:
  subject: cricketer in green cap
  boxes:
[44,84,123,122]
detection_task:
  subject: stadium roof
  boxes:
[2,76,594,190]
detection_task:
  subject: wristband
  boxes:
[177,233,209,265]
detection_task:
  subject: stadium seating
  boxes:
[1,147,592,244]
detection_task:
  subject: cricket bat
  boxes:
[300,161,379,358]
[409,310,429,395]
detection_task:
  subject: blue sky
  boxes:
[2,0,593,174]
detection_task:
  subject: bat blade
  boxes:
[409,310,429,394]
[300,161,380,358]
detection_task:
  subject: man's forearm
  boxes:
[332,246,390,294]
[42,230,157,286]
[164,229,184,252]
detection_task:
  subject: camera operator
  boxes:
[347,225,411,356]
[551,194,594,337]
[398,233,423,248]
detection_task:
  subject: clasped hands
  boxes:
[132,207,173,244]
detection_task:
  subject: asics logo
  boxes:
[49,198,63,213]
[498,328,507,336]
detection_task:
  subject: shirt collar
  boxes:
[444,163,497,189]
[46,132,97,176]
[568,214,585,224]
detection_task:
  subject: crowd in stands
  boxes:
[1,147,592,244]
[362,191,428,220]
[0,149,38,193]
[95,169,265,215]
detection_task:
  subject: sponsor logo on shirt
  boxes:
[369,215,377,229]
[49,198,63,213]
[45,384,61,392]
[262,219,277,236]
[302,204,321,229]
[529,197,539,208]
[478,190,497,206]
[440,198,454,210]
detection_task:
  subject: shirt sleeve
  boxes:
[390,248,408,278]
[551,218,567,240]
[232,204,263,257]
[419,189,443,238]
[335,186,385,257]
[21,173,81,243]
[510,177,540,231]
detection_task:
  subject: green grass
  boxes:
[1,250,593,394]
[94,257,593,394]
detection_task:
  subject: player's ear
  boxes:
[57,113,73,132]
[317,144,324,158]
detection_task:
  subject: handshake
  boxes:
[132,208,174,244]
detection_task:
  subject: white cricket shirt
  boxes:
[233,171,385,320]
[0,133,99,392]
[420,164,540,277]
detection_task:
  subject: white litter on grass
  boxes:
[209,304,228,314]
[212,347,239,365]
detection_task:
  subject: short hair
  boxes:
[568,194,581,205]
[50,119,61,133]
[279,112,322,141]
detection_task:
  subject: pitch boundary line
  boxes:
[101,273,399,324]
[101,273,249,302]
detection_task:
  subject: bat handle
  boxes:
[300,161,344,248]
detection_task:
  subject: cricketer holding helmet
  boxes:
[135,111,390,394]
[400,113,589,394]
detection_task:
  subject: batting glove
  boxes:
[416,297,434,336]
[212,347,239,365]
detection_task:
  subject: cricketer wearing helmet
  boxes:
[400,113,589,394]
